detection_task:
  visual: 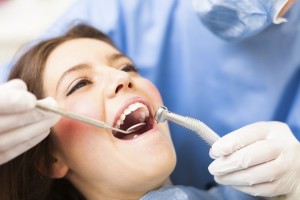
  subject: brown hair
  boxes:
[0,24,115,200]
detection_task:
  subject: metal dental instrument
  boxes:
[126,122,146,132]
[155,106,220,146]
[36,102,132,134]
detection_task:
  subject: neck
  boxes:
[71,176,173,200]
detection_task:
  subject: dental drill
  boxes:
[154,106,220,146]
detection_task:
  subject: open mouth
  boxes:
[113,101,154,140]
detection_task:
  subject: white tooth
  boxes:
[132,103,140,111]
[116,119,122,127]
[139,112,146,122]
[128,102,147,112]
[124,108,131,115]
[135,103,142,109]
[121,113,126,120]
[138,102,146,107]
[129,103,138,111]
[115,102,149,128]
[137,103,147,109]
[133,135,138,138]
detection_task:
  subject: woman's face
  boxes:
[43,38,176,199]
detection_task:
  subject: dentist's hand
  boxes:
[209,121,300,199]
[0,79,60,165]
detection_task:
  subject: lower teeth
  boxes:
[133,135,138,138]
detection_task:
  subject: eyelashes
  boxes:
[120,64,138,73]
[66,64,138,96]
[67,76,92,96]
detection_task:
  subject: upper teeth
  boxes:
[115,102,149,129]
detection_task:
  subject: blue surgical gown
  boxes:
[140,184,262,200]
[2,0,300,191]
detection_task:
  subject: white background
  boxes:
[0,0,75,64]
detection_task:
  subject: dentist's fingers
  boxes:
[213,158,286,186]
[0,96,60,165]
[210,122,269,158]
[232,178,298,197]
[0,79,27,90]
[232,182,282,197]
[0,79,61,164]
[209,140,281,175]
[0,130,49,164]
[209,121,300,198]
[0,109,55,133]
[210,122,280,158]
[0,114,58,152]
[0,79,37,113]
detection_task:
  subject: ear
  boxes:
[49,153,69,178]
[36,151,69,178]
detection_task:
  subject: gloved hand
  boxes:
[0,79,60,165]
[208,121,300,199]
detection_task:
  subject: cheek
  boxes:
[137,78,164,105]
[54,118,86,145]
[53,101,104,147]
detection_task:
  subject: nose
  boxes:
[106,70,134,98]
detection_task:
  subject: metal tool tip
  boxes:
[154,106,169,123]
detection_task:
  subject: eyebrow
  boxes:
[55,53,130,94]
[106,53,128,64]
[56,63,91,93]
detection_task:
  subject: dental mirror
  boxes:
[126,122,146,133]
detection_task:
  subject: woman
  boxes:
[0,24,269,200]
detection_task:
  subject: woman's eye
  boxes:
[67,78,92,96]
[121,64,138,73]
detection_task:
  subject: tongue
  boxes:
[122,133,140,140]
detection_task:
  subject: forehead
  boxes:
[43,38,120,96]
[45,38,119,72]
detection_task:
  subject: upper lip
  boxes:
[112,96,153,129]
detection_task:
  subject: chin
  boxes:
[136,147,176,184]
[129,159,176,195]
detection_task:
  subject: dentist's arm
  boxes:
[209,121,300,199]
[0,79,60,165]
